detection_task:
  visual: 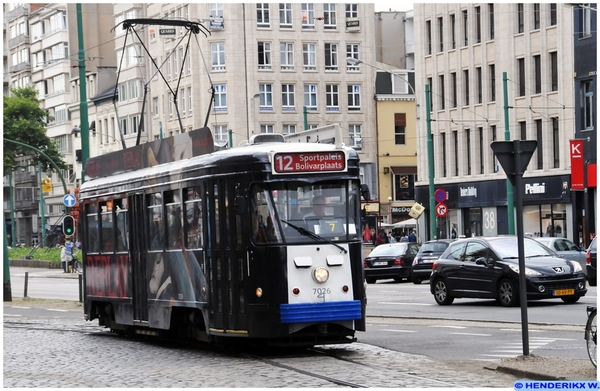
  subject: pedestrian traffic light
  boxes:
[63,215,75,236]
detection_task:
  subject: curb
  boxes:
[485,363,565,381]
[9,260,61,269]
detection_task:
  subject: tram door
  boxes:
[129,194,148,322]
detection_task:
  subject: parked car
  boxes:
[364,242,421,284]
[534,237,587,275]
[410,239,454,284]
[587,236,597,286]
[429,236,587,307]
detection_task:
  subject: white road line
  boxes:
[428,325,467,329]
[378,302,435,306]
[450,332,493,336]
[46,309,69,312]
[10,306,31,309]
[500,328,545,332]
[3,314,22,317]
[380,329,417,333]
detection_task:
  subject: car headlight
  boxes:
[569,260,583,273]
[508,264,542,276]
[313,267,329,283]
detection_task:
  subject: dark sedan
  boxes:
[410,239,454,284]
[429,236,587,307]
[587,237,597,286]
[364,242,420,284]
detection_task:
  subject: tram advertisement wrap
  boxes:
[146,250,206,303]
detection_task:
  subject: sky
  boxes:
[373,1,414,12]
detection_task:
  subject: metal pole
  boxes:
[79,274,83,302]
[425,84,437,240]
[514,140,529,355]
[3,214,12,301]
[23,271,29,298]
[303,106,308,130]
[9,172,16,247]
[38,162,45,247]
[76,4,89,184]
[503,72,515,234]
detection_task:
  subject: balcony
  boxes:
[8,33,29,49]
[14,171,36,184]
[5,5,28,22]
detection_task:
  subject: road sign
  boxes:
[63,194,77,208]
[434,188,447,203]
[491,140,537,186]
[41,178,53,193]
[408,203,425,219]
[435,203,448,218]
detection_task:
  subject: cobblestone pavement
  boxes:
[3,317,518,388]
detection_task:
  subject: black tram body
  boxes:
[80,132,366,346]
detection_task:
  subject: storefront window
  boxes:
[523,204,566,238]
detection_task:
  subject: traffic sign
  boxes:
[63,215,75,236]
[41,178,53,193]
[434,188,447,203]
[63,193,77,208]
[435,203,448,217]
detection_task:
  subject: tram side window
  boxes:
[148,193,164,251]
[85,203,99,253]
[165,191,182,250]
[100,201,115,253]
[184,187,203,249]
[114,198,129,252]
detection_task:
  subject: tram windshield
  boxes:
[250,180,361,244]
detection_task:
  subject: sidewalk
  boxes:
[9,266,81,279]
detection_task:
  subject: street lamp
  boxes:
[346,57,437,240]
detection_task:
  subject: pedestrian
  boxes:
[408,230,417,243]
[388,232,396,243]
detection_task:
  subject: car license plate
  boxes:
[553,289,575,296]
[423,259,434,263]
[373,261,387,266]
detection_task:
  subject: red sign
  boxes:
[435,203,448,217]
[570,139,585,190]
[273,152,346,174]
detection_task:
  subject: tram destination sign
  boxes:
[272,151,346,174]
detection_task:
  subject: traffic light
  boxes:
[63,215,75,236]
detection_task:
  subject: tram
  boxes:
[79,126,367,346]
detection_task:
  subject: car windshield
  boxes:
[369,244,408,256]
[420,242,448,253]
[250,180,361,245]
[489,237,555,259]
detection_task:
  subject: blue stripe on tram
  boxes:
[280,300,362,323]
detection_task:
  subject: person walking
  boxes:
[388,232,396,243]
[408,231,417,243]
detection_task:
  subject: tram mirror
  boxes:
[360,184,371,201]
[234,196,246,215]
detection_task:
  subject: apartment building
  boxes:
[414,3,586,243]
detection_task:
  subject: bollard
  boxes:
[78,274,83,302]
[23,271,28,298]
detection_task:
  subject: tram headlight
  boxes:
[255,287,263,297]
[313,267,329,283]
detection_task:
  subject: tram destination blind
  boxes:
[272,151,346,174]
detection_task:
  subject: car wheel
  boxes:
[432,279,454,305]
[366,278,377,284]
[589,278,597,287]
[561,296,580,304]
[497,279,519,307]
[412,276,423,284]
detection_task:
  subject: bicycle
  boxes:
[69,251,82,273]
[585,306,597,368]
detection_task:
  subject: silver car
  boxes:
[534,237,587,274]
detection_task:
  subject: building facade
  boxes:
[413,3,587,243]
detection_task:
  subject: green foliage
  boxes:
[3,86,68,176]
[8,246,62,262]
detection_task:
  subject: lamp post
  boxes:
[346,58,436,240]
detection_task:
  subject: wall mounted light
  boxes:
[383,167,390,174]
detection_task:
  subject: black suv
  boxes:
[410,239,454,284]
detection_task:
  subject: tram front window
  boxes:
[250,181,360,244]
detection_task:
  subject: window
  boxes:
[211,42,225,71]
[324,43,338,71]
[213,124,228,143]
[535,119,543,169]
[259,83,273,109]
[166,51,172,79]
[533,3,540,30]
[426,20,432,55]
[517,4,524,33]
[325,84,339,111]
[303,43,316,71]
[583,80,594,130]
[280,42,294,70]
[462,10,468,46]
[261,124,274,133]
[438,17,444,52]
[257,3,270,28]
[304,84,317,110]
[476,67,482,104]
[210,3,224,18]
[519,121,527,140]
[442,133,447,177]
[478,127,484,174]
[348,84,361,111]
[349,124,362,148]
[187,87,192,115]
[120,118,128,135]
[302,3,315,29]
[345,4,358,18]
[463,69,470,105]
[439,75,445,110]
[214,84,227,111]
[489,4,495,40]
[54,135,70,153]
[281,84,295,110]
[453,131,459,176]
[428,77,433,111]
[491,125,499,172]
[153,97,159,116]
[323,4,337,29]
[184,188,202,249]
[466,128,471,175]
[552,117,560,168]
[31,21,44,40]
[534,55,541,94]
[475,6,481,43]
[258,41,272,70]
[168,92,173,118]
[392,72,411,94]
[451,72,457,108]
[131,115,140,134]
[282,124,296,134]
[279,3,292,28]
[394,113,406,145]
[450,14,456,49]
[550,4,557,26]
[346,44,359,71]
[50,42,68,61]
[49,11,66,33]
[53,74,66,94]
[125,44,142,67]
[489,64,496,101]
[550,52,558,91]
[582,4,592,37]
[517,58,525,96]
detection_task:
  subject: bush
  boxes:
[8,246,62,262]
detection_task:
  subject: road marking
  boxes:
[10,306,31,309]
[500,328,545,332]
[450,332,492,336]
[378,302,435,306]
[480,354,520,358]
[380,329,416,333]
[3,314,22,317]
[46,309,69,312]
[428,325,467,329]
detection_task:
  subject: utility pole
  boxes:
[503,72,515,234]
[425,84,437,240]
[76,4,89,184]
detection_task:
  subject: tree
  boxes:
[3,86,68,176]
